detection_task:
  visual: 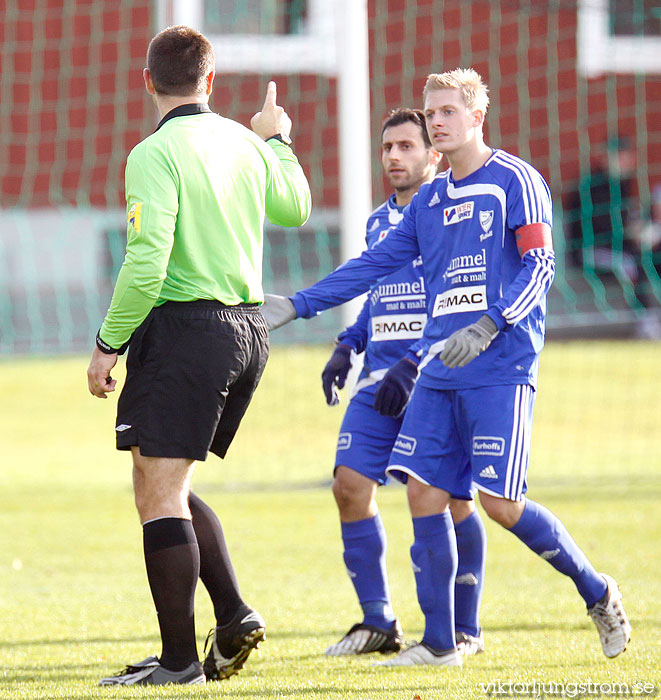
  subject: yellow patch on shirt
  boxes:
[128,203,142,232]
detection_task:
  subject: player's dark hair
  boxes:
[381,108,432,148]
[147,25,215,96]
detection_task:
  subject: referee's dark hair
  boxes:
[381,108,432,149]
[147,25,215,96]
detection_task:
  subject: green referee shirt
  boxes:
[99,103,311,349]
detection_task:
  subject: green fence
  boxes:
[1,1,660,355]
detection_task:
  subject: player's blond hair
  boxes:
[423,68,489,115]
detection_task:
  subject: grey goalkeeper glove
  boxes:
[261,293,297,330]
[440,314,499,368]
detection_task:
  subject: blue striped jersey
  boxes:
[291,148,555,389]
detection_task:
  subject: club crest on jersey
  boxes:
[128,202,142,232]
[479,210,494,232]
[443,201,474,225]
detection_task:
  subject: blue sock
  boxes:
[454,510,487,637]
[509,499,607,607]
[341,514,395,628]
[411,512,457,651]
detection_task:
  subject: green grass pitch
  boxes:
[0,341,659,699]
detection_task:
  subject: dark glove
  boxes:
[440,314,499,369]
[373,357,419,417]
[321,344,354,406]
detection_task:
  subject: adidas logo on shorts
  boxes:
[478,464,498,479]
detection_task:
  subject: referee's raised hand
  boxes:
[250,81,292,143]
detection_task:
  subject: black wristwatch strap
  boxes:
[266,133,292,146]
[96,330,130,355]
[96,331,119,354]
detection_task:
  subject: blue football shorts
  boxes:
[334,389,403,485]
[386,382,535,501]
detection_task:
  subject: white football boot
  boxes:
[455,630,485,656]
[587,574,632,658]
[375,642,462,667]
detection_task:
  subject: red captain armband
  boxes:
[515,223,553,256]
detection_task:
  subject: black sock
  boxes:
[143,517,200,671]
[189,491,244,625]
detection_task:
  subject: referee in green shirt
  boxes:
[87,26,311,686]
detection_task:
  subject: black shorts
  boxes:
[115,300,269,461]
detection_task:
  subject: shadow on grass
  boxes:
[10,691,443,700]
[1,671,96,685]
[192,474,661,497]
[262,629,340,640]
[212,685,452,699]
[484,621,590,633]
[0,635,157,648]
[5,671,452,699]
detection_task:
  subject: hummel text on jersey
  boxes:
[444,248,486,279]
[371,277,426,304]
[432,285,487,317]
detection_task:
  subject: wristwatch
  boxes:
[266,133,292,146]
[96,330,130,355]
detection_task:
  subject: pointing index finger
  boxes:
[263,80,277,109]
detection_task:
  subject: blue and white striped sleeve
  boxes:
[493,151,553,231]
[485,155,555,330]
[486,248,555,329]
[291,199,421,319]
